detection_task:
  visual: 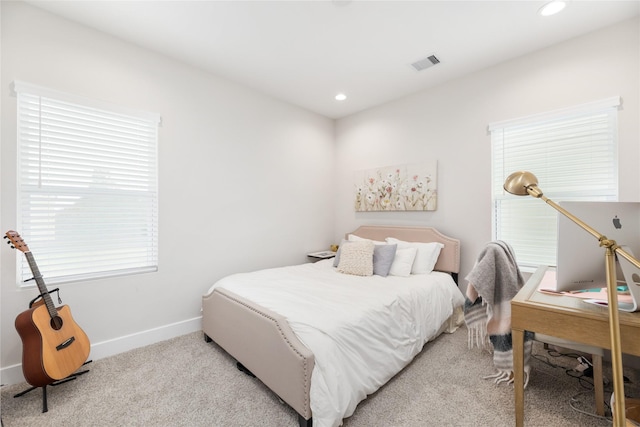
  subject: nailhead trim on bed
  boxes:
[215,290,312,419]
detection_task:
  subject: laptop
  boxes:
[556,201,640,312]
[616,247,640,312]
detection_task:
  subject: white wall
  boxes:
[0,2,335,384]
[334,17,640,288]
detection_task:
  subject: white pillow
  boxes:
[337,240,375,276]
[385,238,444,274]
[347,234,386,245]
[388,247,417,277]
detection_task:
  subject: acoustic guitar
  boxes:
[5,230,90,387]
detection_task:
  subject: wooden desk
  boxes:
[512,266,640,427]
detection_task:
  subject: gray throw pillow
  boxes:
[373,244,397,277]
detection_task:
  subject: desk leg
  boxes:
[513,328,525,427]
[592,354,604,416]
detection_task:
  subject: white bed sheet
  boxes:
[208,259,465,427]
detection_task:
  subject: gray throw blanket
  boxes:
[464,241,533,386]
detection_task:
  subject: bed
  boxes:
[202,225,464,427]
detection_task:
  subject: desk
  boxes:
[512,266,640,427]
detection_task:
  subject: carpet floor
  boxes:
[2,326,638,426]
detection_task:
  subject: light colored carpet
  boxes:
[1,326,637,426]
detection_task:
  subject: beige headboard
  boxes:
[346,225,461,277]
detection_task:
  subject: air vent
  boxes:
[411,55,440,72]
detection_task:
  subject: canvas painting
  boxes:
[354,161,437,212]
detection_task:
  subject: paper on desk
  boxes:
[537,269,633,304]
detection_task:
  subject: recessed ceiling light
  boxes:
[335,93,347,101]
[538,1,567,16]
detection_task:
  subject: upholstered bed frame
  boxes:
[201,225,461,427]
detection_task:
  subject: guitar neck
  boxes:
[24,251,57,318]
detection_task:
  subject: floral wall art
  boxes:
[354,162,437,212]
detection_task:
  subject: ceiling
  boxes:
[25,1,640,119]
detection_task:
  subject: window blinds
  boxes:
[13,81,160,285]
[490,97,619,268]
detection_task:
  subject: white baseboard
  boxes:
[1,316,202,386]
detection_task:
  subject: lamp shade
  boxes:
[503,171,540,196]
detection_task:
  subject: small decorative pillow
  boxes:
[337,240,375,276]
[373,244,397,277]
[386,238,444,274]
[342,235,397,276]
[388,247,417,277]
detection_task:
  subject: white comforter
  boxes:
[208,259,465,427]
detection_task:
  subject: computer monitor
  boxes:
[556,201,640,294]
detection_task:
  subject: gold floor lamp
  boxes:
[503,170,640,426]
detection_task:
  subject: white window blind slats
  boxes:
[490,98,618,269]
[15,83,159,286]
[19,96,156,194]
[18,137,156,164]
[19,104,155,150]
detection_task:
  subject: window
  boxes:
[490,97,619,269]
[13,81,160,286]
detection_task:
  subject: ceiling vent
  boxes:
[411,55,440,72]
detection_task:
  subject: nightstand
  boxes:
[307,251,336,262]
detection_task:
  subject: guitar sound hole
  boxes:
[50,316,64,331]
